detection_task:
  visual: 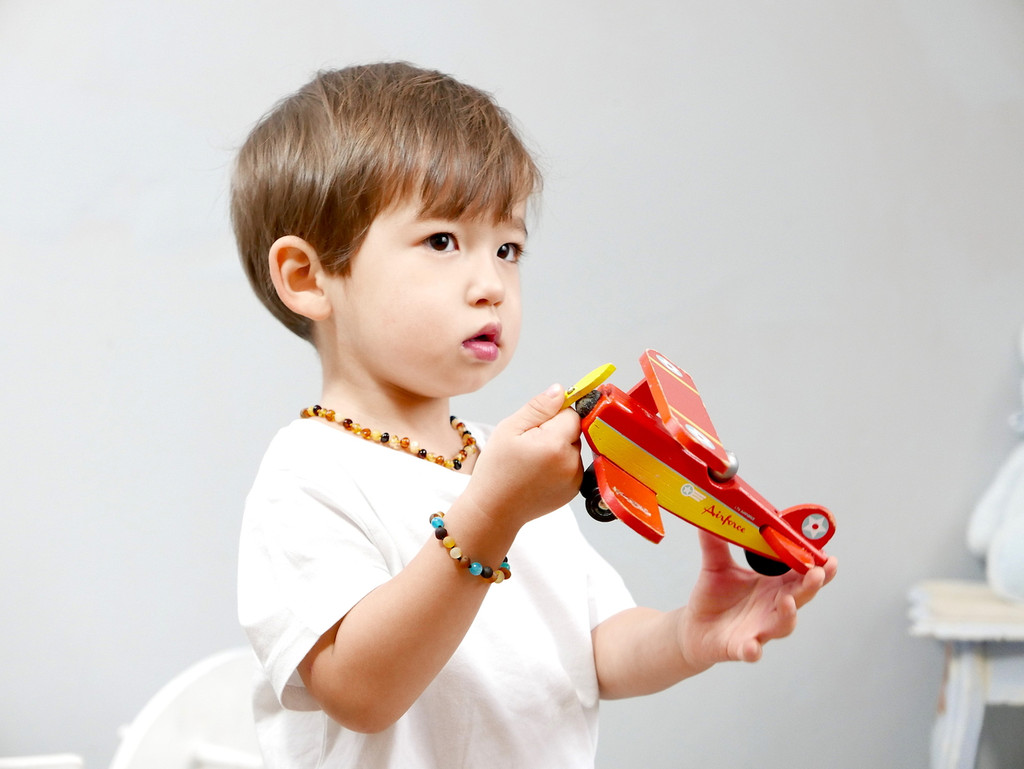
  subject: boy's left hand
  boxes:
[678,531,838,669]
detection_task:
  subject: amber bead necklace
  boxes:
[300,405,478,471]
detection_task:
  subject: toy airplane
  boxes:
[566,350,835,575]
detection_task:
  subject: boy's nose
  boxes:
[467,254,506,306]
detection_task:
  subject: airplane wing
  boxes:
[592,456,665,544]
[638,349,735,479]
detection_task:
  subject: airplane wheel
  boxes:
[581,464,616,522]
[580,464,599,499]
[744,550,791,576]
[585,491,617,523]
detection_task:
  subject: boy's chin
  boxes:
[454,361,511,395]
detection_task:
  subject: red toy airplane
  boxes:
[570,350,835,576]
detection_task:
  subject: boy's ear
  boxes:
[268,236,332,322]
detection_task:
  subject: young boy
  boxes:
[232,62,836,769]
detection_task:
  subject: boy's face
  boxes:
[319,197,526,403]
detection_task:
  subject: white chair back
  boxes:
[108,647,263,769]
[0,757,84,769]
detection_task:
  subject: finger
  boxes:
[697,530,735,571]
[789,564,828,609]
[509,383,565,433]
[738,637,763,663]
[757,593,798,646]
[823,555,839,584]
[544,404,582,440]
[774,592,799,636]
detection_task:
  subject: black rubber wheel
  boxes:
[744,550,791,576]
[580,464,599,499]
[585,491,617,523]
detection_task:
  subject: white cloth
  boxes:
[238,418,635,769]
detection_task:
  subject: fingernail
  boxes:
[544,383,563,397]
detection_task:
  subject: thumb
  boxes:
[509,383,565,432]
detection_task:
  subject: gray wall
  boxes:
[3,1,1023,767]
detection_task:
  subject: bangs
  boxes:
[414,135,539,223]
[382,94,541,223]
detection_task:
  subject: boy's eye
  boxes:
[426,233,456,252]
[497,243,523,262]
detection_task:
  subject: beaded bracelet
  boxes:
[429,513,511,584]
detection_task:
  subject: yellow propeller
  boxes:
[563,363,616,409]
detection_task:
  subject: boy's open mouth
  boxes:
[462,325,501,361]
[466,324,500,344]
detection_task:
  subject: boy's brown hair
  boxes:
[230,62,541,341]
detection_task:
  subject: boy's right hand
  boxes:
[462,383,583,533]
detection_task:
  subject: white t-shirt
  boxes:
[238,418,635,769]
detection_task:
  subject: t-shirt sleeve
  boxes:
[237,461,392,711]
[576,520,636,628]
